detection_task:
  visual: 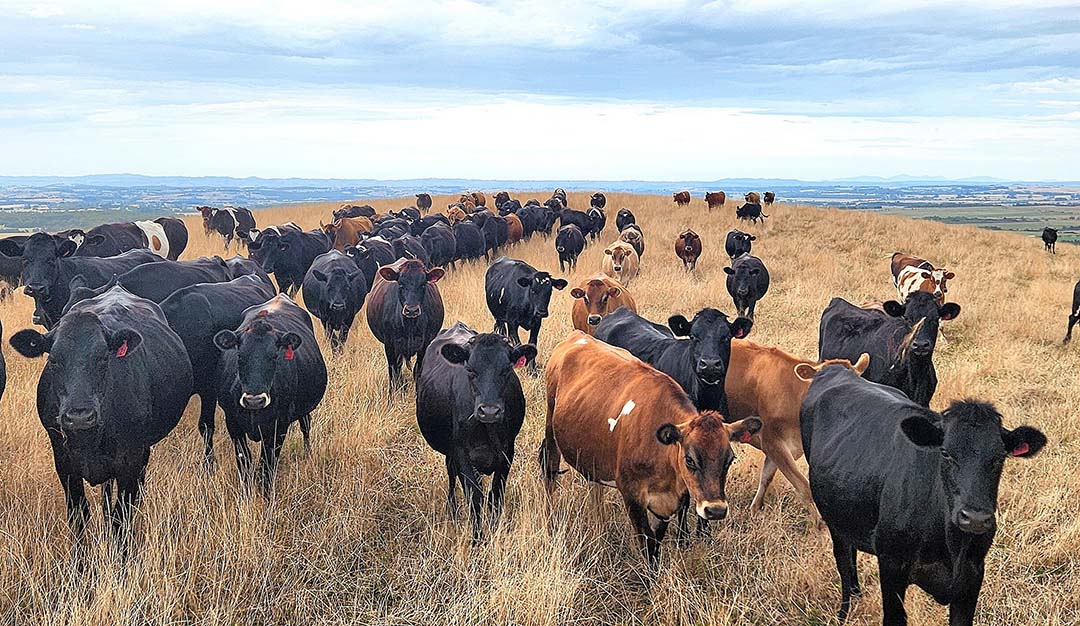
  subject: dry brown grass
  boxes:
[0,193,1077,625]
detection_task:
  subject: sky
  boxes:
[1,0,1079,181]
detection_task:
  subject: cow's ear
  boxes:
[58,239,79,257]
[426,267,445,283]
[668,315,692,337]
[604,248,613,255]
[939,303,961,321]
[213,330,240,351]
[106,328,143,358]
[312,269,328,282]
[551,278,568,290]
[901,415,944,447]
[276,332,302,351]
[749,235,757,241]
[510,344,537,368]
[10,329,52,357]
[656,424,681,446]
[729,316,753,339]
[723,267,735,275]
[727,416,763,444]
[378,267,400,282]
[570,287,585,299]
[441,343,470,364]
[944,271,955,280]
[0,239,24,257]
[1002,425,1046,458]
[883,301,906,317]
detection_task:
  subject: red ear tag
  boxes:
[514,356,527,369]
[115,341,128,358]
[738,430,753,444]
[1011,442,1029,457]
[284,346,295,361]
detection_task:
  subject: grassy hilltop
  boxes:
[0,193,1077,625]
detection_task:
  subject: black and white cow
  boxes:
[77,217,188,260]
[247,223,302,266]
[484,257,567,368]
[200,206,257,252]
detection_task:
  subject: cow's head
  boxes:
[312,266,363,316]
[378,260,443,319]
[571,278,623,327]
[517,271,567,319]
[604,243,635,273]
[883,291,960,358]
[441,333,534,423]
[901,400,1045,535]
[11,311,143,434]
[657,411,762,520]
[213,315,300,410]
[679,230,700,254]
[21,233,79,328]
[668,308,752,386]
[246,229,279,264]
[724,259,762,298]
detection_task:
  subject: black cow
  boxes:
[555,225,585,272]
[0,319,6,401]
[484,257,567,368]
[334,204,376,220]
[78,217,188,260]
[1042,227,1058,253]
[543,197,564,213]
[301,251,369,353]
[538,206,559,237]
[615,208,636,232]
[0,250,22,298]
[594,306,751,417]
[18,233,161,329]
[247,223,302,266]
[365,259,446,393]
[370,218,410,240]
[515,205,543,239]
[736,203,768,224]
[10,286,192,546]
[587,207,607,241]
[421,222,457,270]
[590,192,607,210]
[559,208,594,240]
[392,234,430,266]
[205,207,256,251]
[64,256,234,312]
[224,255,274,288]
[552,188,567,205]
[161,274,275,469]
[724,254,770,320]
[499,199,523,214]
[394,207,422,222]
[416,322,534,541]
[410,214,450,237]
[524,199,541,208]
[1065,279,1080,343]
[818,292,960,407]
[213,294,327,495]
[257,229,330,296]
[724,229,756,260]
[801,365,1046,626]
[470,212,508,260]
[415,194,433,213]
[346,237,396,291]
[452,221,486,262]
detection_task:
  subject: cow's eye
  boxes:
[684,455,699,472]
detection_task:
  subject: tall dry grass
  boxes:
[0,193,1077,625]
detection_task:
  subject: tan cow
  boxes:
[601,241,639,287]
[321,217,373,252]
[570,274,636,334]
[744,192,761,204]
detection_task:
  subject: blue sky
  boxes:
[1,1,1079,180]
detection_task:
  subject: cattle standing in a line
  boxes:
[366,258,445,393]
[890,252,954,305]
[736,202,768,224]
[615,208,636,232]
[199,206,256,252]
[1065,279,1080,343]
[618,224,645,259]
[675,229,702,271]
[1043,227,1059,253]
[601,241,640,287]
[302,251,369,354]
[214,295,327,495]
[570,274,636,335]
[725,254,770,320]
[801,365,1045,626]
[17,233,161,329]
[64,256,235,313]
[672,191,691,207]
[763,191,775,205]
[818,292,959,407]
[10,286,193,547]
[77,217,188,260]
[555,225,585,272]
[161,274,275,469]
[323,217,374,252]
[485,257,566,367]
[256,228,331,296]
[705,191,726,211]
[416,322,534,541]
[334,204,377,220]
[415,194,432,213]
[725,229,755,260]
[541,332,761,568]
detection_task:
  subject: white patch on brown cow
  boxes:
[608,399,635,432]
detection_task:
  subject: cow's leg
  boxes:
[508,323,522,346]
[257,426,288,499]
[948,584,982,626]
[625,498,664,570]
[385,345,401,395]
[298,413,312,456]
[877,556,910,626]
[538,423,562,501]
[830,527,859,623]
[445,456,460,519]
[100,479,115,534]
[113,460,147,557]
[488,446,513,532]
[223,233,233,252]
[675,493,691,548]
[51,441,90,539]
[231,435,255,491]
[1066,312,1080,343]
[750,455,779,511]
[198,392,217,472]
[454,451,485,543]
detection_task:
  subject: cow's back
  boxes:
[594,307,676,367]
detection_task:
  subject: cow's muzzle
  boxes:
[474,404,503,424]
[956,509,995,535]
[240,393,272,410]
[60,407,99,432]
[402,305,421,319]
[587,315,602,326]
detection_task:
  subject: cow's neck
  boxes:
[905,354,936,406]
[930,475,993,594]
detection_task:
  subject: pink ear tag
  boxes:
[1011,442,1029,457]
[738,430,753,444]
[514,356,527,369]
[284,346,295,361]
[115,341,128,358]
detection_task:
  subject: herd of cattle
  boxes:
[0,189,1055,625]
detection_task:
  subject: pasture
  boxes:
[0,193,1077,625]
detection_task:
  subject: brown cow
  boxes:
[447,205,468,224]
[197,206,215,236]
[763,191,775,205]
[725,340,869,524]
[672,191,691,206]
[704,192,726,211]
[415,193,432,213]
[471,191,487,207]
[493,191,510,208]
[601,241,639,287]
[744,192,761,204]
[504,213,523,245]
[570,274,636,334]
[321,217,373,252]
[675,229,702,271]
[541,332,761,567]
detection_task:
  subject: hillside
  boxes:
[0,193,1077,625]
